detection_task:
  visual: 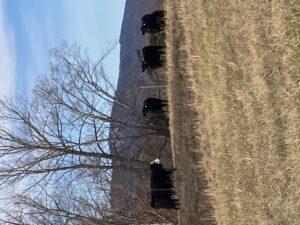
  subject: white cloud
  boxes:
[0,0,16,99]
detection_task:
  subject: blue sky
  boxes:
[0,0,126,98]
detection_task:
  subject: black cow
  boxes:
[141,10,166,35]
[150,159,179,209]
[141,46,165,72]
[143,97,168,117]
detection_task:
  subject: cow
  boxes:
[141,10,166,35]
[150,159,179,209]
[141,46,165,72]
[143,97,168,117]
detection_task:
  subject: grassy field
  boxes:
[165,0,300,224]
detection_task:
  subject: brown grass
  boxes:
[165,0,300,225]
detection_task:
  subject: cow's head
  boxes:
[141,25,147,35]
[142,105,148,117]
[142,61,148,72]
[150,158,161,165]
[150,158,162,170]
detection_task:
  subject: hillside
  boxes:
[109,0,172,222]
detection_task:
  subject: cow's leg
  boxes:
[161,108,168,113]
[160,103,168,109]
[158,60,165,67]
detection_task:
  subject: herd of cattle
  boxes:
[139,10,180,210]
[140,10,166,72]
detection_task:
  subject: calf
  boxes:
[143,97,168,117]
[150,159,179,209]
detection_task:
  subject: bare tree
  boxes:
[0,177,176,225]
[0,43,165,188]
[0,42,172,225]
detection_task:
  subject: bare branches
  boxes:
[0,44,153,186]
[0,43,169,224]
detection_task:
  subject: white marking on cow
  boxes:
[150,158,161,165]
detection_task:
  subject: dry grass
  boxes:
[165,0,300,225]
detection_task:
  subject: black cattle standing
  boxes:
[150,159,179,209]
[141,10,166,35]
[141,46,165,72]
[143,97,168,117]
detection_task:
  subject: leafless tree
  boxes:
[0,170,176,225]
[0,42,172,225]
[0,43,165,187]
